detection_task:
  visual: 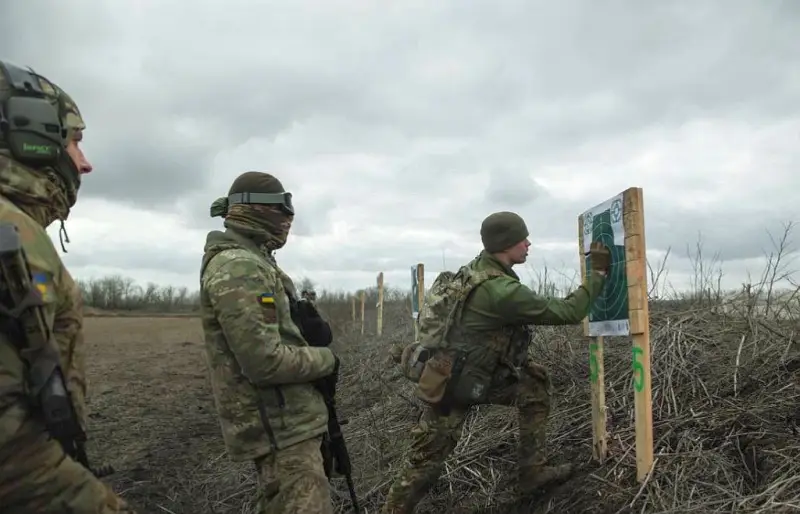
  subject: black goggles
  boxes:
[227,191,294,215]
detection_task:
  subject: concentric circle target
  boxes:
[587,210,628,323]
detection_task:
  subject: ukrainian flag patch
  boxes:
[258,292,278,323]
[32,272,53,301]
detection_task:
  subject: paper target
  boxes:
[581,192,630,336]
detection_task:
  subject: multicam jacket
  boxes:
[434,250,606,381]
[199,228,336,461]
[0,154,88,451]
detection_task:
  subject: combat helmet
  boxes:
[0,59,86,206]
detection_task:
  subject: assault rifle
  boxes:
[0,222,113,478]
[291,297,360,512]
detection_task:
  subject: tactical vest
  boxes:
[401,257,532,409]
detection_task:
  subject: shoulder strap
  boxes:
[437,268,505,346]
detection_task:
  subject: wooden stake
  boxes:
[578,215,608,463]
[414,263,425,340]
[623,187,654,482]
[376,272,384,337]
[360,290,365,335]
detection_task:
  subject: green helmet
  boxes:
[0,59,85,204]
[209,171,294,218]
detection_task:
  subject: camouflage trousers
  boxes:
[253,434,334,514]
[0,418,136,513]
[381,360,552,514]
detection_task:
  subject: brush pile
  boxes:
[329,301,800,513]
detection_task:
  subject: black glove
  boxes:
[316,354,340,398]
[296,299,333,347]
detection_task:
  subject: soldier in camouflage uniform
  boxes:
[0,61,137,512]
[382,211,611,513]
[201,171,340,514]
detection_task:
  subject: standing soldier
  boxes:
[201,171,340,514]
[384,211,611,513]
[0,60,137,512]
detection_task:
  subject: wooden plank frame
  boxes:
[579,187,654,482]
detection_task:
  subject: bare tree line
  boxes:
[77,225,798,317]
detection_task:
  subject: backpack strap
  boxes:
[436,268,505,348]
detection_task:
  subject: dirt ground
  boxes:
[81,309,800,514]
[83,316,259,514]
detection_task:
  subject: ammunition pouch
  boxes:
[413,348,493,410]
[399,341,430,383]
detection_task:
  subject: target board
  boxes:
[580,192,629,336]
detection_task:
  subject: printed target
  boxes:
[581,193,630,336]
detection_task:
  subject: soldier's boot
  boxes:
[516,409,575,495]
[517,460,575,494]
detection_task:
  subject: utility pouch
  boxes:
[448,362,493,405]
[400,342,430,383]
[414,351,454,404]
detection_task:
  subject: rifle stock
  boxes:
[292,296,360,512]
[0,222,113,478]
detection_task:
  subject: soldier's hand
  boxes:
[589,241,611,274]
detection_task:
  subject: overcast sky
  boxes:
[2,0,799,297]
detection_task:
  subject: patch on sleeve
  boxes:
[32,271,55,303]
[258,292,278,324]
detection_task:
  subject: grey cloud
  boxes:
[63,244,200,278]
[7,0,799,210]
[485,167,543,207]
[3,0,800,294]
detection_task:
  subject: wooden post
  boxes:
[376,272,384,337]
[578,216,608,463]
[623,188,654,482]
[414,263,425,340]
[360,289,366,335]
[351,295,355,323]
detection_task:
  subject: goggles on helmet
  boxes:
[227,191,294,215]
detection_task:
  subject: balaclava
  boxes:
[211,171,294,252]
[480,211,529,253]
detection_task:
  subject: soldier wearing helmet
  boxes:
[201,171,340,513]
[0,60,137,512]
[383,211,612,513]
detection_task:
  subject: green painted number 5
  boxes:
[632,346,645,392]
[589,342,599,383]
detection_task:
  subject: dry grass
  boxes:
[329,299,800,514]
[82,295,800,514]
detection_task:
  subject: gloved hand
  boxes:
[589,241,611,274]
[316,353,340,398]
[297,299,333,347]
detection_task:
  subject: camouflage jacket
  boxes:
[0,153,88,448]
[446,251,606,376]
[199,228,336,461]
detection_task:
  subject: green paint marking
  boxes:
[589,342,599,383]
[632,346,645,392]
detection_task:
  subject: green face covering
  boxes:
[224,203,293,252]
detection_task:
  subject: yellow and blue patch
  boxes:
[258,292,278,323]
[258,292,275,304]
[32,272,54,302]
